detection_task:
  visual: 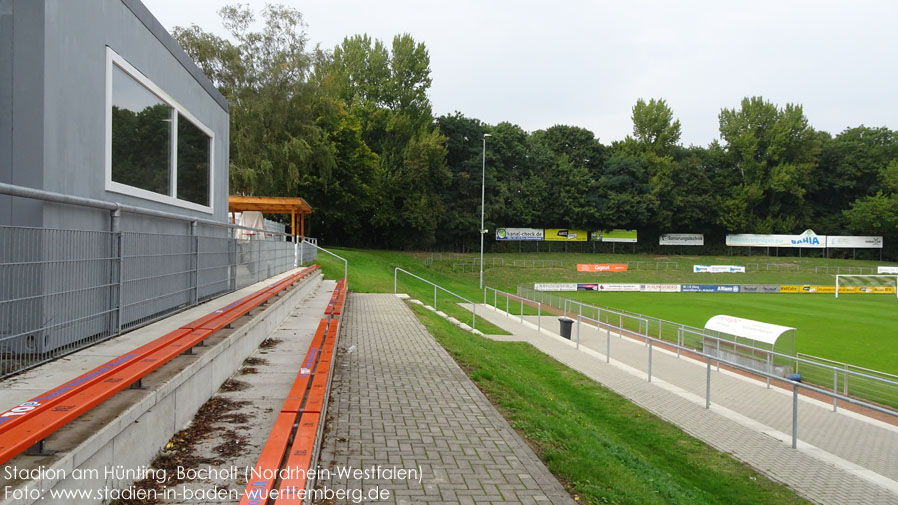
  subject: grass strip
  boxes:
[407,302,810,505]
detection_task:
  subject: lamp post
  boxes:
[480,133,491,289]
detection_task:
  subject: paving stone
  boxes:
[316,294,575,505]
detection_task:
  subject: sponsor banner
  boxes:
[779,285,799,293]
[545,228,587,242]
[640,284,682,293]
[534,283,577,292]
[742,285,780,293]
[878,267,898,274]
[681,284,741,293]
[495,227,544,241]
[826,235,883,249]
[726,229,826,248]
[592,283,642,292]
[839,286,896,294]
[796,285,836,294]
[577,263,628,273]
[601,229,638,243]
[660,233,704,246]
[693,265,746,273]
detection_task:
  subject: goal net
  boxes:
[835,275,898,298]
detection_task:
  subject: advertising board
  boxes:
[495,228,544,241]
[693,265,746,273]
[659,233,704,246]
[741,285,780,293]
[577,264,628,272]
[592,283,641,292]
[545,229,587,241]
[534,283,577,291]
[826,236,883,249]
[640,284,682,292]
[600,229,638,243]
[681,284,741,293]
[726,229,826,248]
[877,267,898,274]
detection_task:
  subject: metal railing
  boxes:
[302,240,347,288]
[0,183,317,379]
[627,260,679,270]
[815,265,876,275]
[484,287,543,333]
[746,262,801,272]
[497,302,898,449]
[519,285,898,411]
[393,268,476,329]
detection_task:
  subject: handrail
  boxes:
[394,268,476,329]
[798,352,898,381]
[484,286,543,333]
[303,240,348,288]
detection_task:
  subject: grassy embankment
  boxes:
[311,248,819,504]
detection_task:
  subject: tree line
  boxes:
[174,5,898,255]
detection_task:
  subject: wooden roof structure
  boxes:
[228,195,313,237]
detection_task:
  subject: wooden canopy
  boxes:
[228,195,313,238]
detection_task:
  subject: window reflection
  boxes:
[111,65,172,196]
[177,114,211,206]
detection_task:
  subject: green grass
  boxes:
[408,302,811,505]
[309,248,898,374]
[309,247,510,335]
[564,291,898,375]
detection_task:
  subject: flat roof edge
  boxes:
[121,0,230,114]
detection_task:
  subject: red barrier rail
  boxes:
[0,265,321,465]
[240,282,344,505]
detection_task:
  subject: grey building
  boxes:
[0,1,302,376]
[1,0,229,228]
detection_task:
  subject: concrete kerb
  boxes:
[1,271,323,505]
[397,294,484,336]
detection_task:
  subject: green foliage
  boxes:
[174,5,898,254]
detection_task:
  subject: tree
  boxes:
[717,97,821,231]
[630,98,682,155]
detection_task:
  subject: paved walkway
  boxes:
[466,304,898,505]
[317,294,576,505]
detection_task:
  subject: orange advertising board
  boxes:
[577,264,629,273]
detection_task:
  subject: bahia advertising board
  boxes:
[495,228,544,241]
[545,229,588,241]
[725,229,826,248]
[681,284,741,293]
[659,233,704,246]
[693,265,746,273]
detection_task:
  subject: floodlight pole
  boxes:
[480,133,491,289]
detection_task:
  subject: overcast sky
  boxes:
[143,0,898,147]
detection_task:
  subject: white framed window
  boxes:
[105,46,215,213]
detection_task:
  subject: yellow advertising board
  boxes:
[779,285,799,293]
[813,286,836,294]
[545,229,587,242]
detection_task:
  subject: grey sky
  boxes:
[143,0,898,147]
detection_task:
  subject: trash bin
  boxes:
[558,317,574,340]
[786,373,801,382]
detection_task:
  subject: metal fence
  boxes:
[815,265,877,275]
[0,184,317,379]
[518,284,898,410]
[486,287,898,448]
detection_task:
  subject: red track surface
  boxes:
[0,265,321,466]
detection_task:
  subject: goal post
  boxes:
[835,275,898,298]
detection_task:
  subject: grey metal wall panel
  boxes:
[39,0,229,230]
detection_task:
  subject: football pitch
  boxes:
[566,291,898,375]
